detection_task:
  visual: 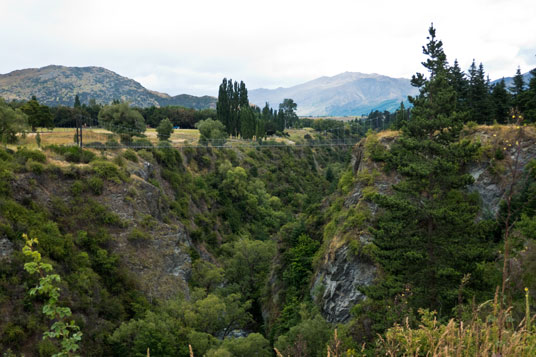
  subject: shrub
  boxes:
[157,140,172,148]
[71,180,85,196]
[60,164,85,179]
[0,148,12,161]
[91,160,128,183]
[466,120,479,129]
[154,148,183,170]
[137,149,154,163]
[130,138,153,149]
[156,118,174,141]
[79,200,123,226]
[87,177,104,195]
[113,155,125,167]
[356,169,380,186]
[15,147,46,164]
[0,160,14,195]
[275,314,332,357]
[25,158,45,174]
[364,133,388,161]
[338,170,355,194]
[196,119,227,146]
[105,139,121,149]
[495,147,506,160]
[47,145,96,163]
[127,228,151,244]
[208,333,271,357]
[66,148,95,163]
[123,149,138,163]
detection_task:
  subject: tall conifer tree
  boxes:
[511,67,526,112]
[449,59,469,111]
[365,25,492,318]
[239,81,249,107]
[217,78,231,134]
[239,106,256,139]
[231,81,240,136]
[490,79,511,124]
[521,68,536,122]
[468,61,492,124]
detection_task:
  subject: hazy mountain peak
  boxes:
[249,72,418,116]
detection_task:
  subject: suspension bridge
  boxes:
[26,115,392,150]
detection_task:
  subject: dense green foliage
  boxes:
[357,25,494,336]
[0,147,151,355]
[21,96,54,131]
[2,25,536,357]
[156,118,174,141]
[0,98,29,144]
[216,79,251,137]
[0,134,349,355]
[138,106,216,129]
[98,103,146,144]
[196,118,227,145]
[216,78,301,139]
[23,234,83,356]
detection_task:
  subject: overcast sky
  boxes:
[1,0,535,96]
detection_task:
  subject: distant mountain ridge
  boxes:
[491,71,533,89]
[0,65,217,109]
[4,65,530,116]
[249,72,419,116]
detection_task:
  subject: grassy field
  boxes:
[10,128,202,149]
[8,127,320,150]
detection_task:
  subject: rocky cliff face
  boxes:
[0,236,13,261]
[310,132,398,323]
[98,159,193,301]
[7,151,194,301]
[468,127,536,217]
[311,245,375,323]
[312,126,536,323]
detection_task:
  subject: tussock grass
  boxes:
[376,289,536,357]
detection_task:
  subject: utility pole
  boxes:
[75,114,83,147]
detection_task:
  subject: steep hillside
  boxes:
[0,138,348,355]
[0,65,217,109]
[311,125,536,324]
[249,72,418,116]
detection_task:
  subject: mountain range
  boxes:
[0,65,217,109]
[0,66,419,115]
[491,71,533,88]
[2,65,531,116]
[249,72,418,116]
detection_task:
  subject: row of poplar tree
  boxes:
[216,78,299,139]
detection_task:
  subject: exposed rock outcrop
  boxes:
[7,154,194,301]
[311,245,375,323]
[312,126,536,323]
[468,128,536,216]
[0,236,14,261]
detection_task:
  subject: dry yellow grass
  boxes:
[9,127,203,148]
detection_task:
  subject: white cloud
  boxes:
[1,0,535,96]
